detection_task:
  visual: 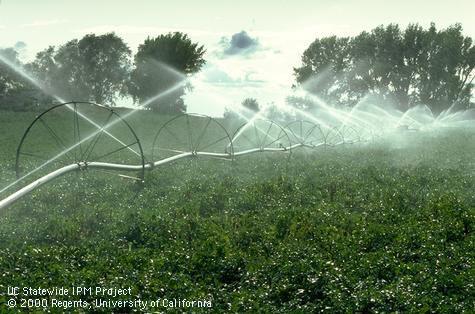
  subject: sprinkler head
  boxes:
[77,161,88,171]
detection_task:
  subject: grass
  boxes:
[0,107,474,312]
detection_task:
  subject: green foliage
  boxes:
[129,32,206,113]
[0,111,474,312]
[28,33,132,105]
[0,48,22,100]
[224,98,260,120]
[241,98,259,113]
[295,23,475,112]
[0,48,47,111]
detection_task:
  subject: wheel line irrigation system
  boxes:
[0,102,369,210]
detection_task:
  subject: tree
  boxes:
[417,24,475,113]
[129,32,206,113]
[241,98,260,112]
[294,36,351,106]
[29,33,131,105]
[294,23,475,113]
[0,48,23,102]
[286,95,316,111]
[0,48,42,111]
[224,98,260,120]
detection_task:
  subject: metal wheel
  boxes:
[231,119,292,154]
[15,102,146,190]
[339,125,361,144]
[152,113,234,162]
[283,120,326,149]
[324,126,345,146]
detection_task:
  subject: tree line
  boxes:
[0,32,205,112]
[293,23,475,114]
[1,23,474,114]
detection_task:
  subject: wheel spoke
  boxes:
[39,117,74,161]
[72,107,77,161]
[186,115,193,151]
[92,141,139,162]
[262,122,273,147]
[287,127,302,143]
[163,126,188,149]
[82,111,114,161]
[73,103,83,160]
[237,132,257,148]
[194,118,212,151]
[253,123,261,147]
[199,135,230,152]
[20,151,50,161]
[262,126,279,147]
[157,147,187,154]
[94,168,142,181]
[267,133,288,148]
[303,125,317,142]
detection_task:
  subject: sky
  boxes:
[0,0,474,116]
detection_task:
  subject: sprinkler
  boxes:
[5,100,466,210]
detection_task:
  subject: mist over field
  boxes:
[0,0,474,312]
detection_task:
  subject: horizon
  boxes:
[1,0,474,115]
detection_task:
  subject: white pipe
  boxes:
[233,148,261,156]
[88,162,145,171]
[153,152,194,167]
[196,152,231,158]
[0,142,341,210]
[0,164,80,209]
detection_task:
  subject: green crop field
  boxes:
[0,108,474,312]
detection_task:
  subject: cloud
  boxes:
[13,41,28,60]
[221,31,260,56]
[14,41,26,50]
[21,19,67,28]
[198,62,266,88]
[200,65,235,84]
